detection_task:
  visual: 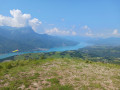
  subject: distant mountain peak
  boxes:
[0,26,33,31]
[0,26,35,34]
[13,27,35,34]
[0,27,77,53]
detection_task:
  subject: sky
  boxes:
[0,0,120,37]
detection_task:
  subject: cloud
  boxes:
[113,29,118,35]
[45,27,69,35]
[81,25,93,37]
[72,31,77,36]
[45,27,77,36]
[0,9,42,31]
[0,9,31,27]
[85,32,93,36]
[29,18,42,31]
[85,29,93,36]
[82,25,90,30]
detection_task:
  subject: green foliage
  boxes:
[0,87,10,90]
[0,65,3,69]
[34,73,40,77]
[5,63,13,69]
[47,78,60,84]
[43,85,74,90]
[85,60,92,63]
[88,83,105,89]
[40,55,46,59]
[1,47,120,89]
[13,45,120,65]
[114,76,120,79]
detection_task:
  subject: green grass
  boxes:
[43,84,74,90]
[0,57,120,89]
[47,78,60,85]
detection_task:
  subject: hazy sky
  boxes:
[0,0,120,37]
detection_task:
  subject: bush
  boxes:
[47,78,59,84]
[0,65,3,69]
[40,55,46,59]
[5,63,13,69]
[85,60,92,63]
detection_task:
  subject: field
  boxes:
[0,57,120,90]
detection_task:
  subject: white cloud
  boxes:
[82,25,90,30]
[45,27,77,36]
[72,31,77,36]
[0,9,42,31]
[113,29,118,35]
[81,25,93,37]
[0,9,31,27]
[45,27,69,35]
[29,18,42,31]
[85,32,93,36]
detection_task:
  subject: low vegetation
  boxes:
[0,56,120,89]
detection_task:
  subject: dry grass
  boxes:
[0,58,120,90]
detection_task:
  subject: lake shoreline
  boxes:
[0,43,89,61]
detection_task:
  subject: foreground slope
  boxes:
[0,58,120,90]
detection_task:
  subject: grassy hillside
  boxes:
[0,57,120,90]
[13,47,120,65]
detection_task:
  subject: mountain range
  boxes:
[0,26,77,53]
[63,36,120,46]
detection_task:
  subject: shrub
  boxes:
[0,65,3,69]
[40,55,46,59]
[34,73,40,77]
[85,60,92,63]
[5,63,13,69]
[47,78,59,85]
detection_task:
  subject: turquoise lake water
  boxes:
[0,43,88,60]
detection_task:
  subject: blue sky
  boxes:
[0,0,120,37]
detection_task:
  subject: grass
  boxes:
[43,85,74,90]
[47,78,60,85]
[0,57,120,90]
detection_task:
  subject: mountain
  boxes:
[89,37,120,46]
[64,35,120,46]
[0,26,78,53]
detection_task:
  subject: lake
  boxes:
[0,42,88,60]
